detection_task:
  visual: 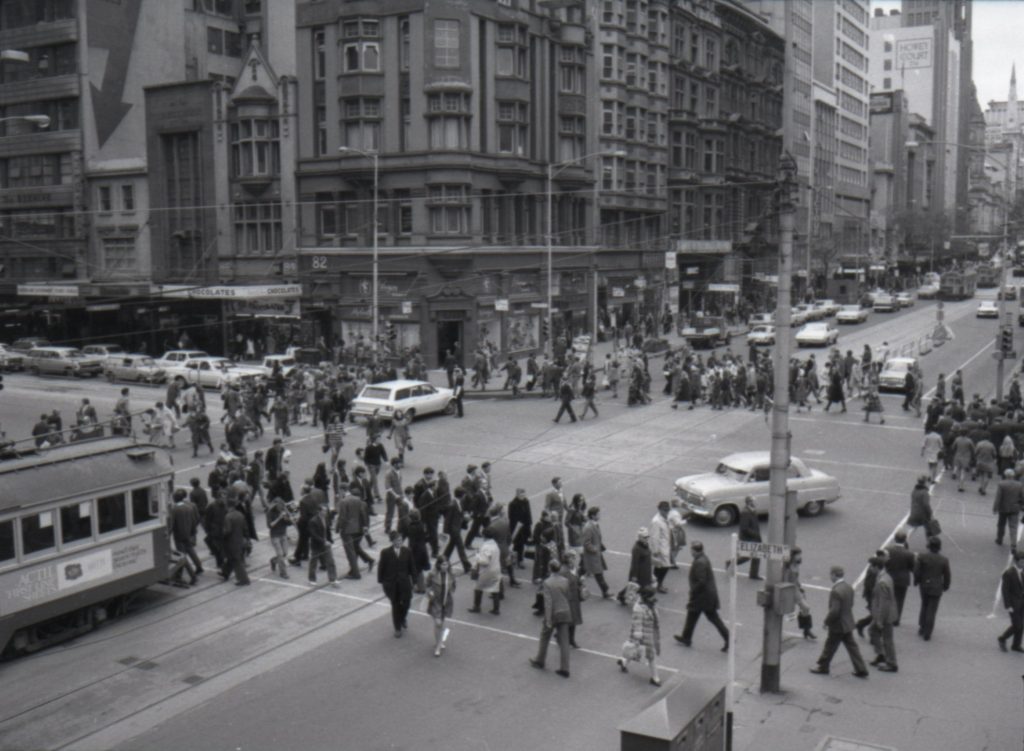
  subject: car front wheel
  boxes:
[442,400,456,416]
[801,499,826,517]
[712,504,738,527]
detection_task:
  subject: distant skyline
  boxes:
[871,0,1021,107]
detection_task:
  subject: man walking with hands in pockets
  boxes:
[810,565,869,678]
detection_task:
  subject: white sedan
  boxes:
[349,379,456,421]
[836,305,869,324]
[977,300,999,318]
[878,357,918,393]
[674,451,841,527]
[746,325,776,346]
[795,322,838,347]
[165,357,264,389]
[895,292,915,308]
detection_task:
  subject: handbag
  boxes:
[621,639,644,662]
[926,518,942,536]
[797,612,813,631]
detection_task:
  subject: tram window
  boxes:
[22,511,56,556]
[131,487,157,525]
[98,493,127,534]
[0,519,14,563]
[61,501,94,546]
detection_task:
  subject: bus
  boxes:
[976,263,999,288]
[939,269,977,300]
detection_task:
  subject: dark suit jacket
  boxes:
[993,479,1024,514]
[336,495,368,535]
[914,552,951,596]
[628,540,653,587]
[508,497,533,543]
[687,552,720,611]
[824,580,856,634]
[169,501,200,545]
[377,545,415,593]
[222,508,248,558]
[1002,566,1024,612]
[542,572,573,625]
[885,544,916,588]
[738,508,761,542]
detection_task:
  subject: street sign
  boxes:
[494,299,509,312]
[401,300,413,315]
[736,541,790,560]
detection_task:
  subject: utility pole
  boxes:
[761,153,797,694]
[997,185,1011,401]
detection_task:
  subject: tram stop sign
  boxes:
[737,541,790,560]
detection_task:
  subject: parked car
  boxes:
[998,286,1018,301]
[349,379,455,421]
[878,357,918,393]
[917,283,940,299]
[816,299,841,316]
[747,313,774,327]
[0,343,25,371]
[11,337,50,353]
[872,293,896,313]
[746,325,776,346]
[895,292,915,308]
[103,355,166,384]
[674,451,841,527]
[165,357,263,389]
[790,307,809,326]
[795,322,839,347]
[976,300,999,318]
[155,349,211,369]
[25,347,103,378]
[836,304,869,324]
[81,343,127,361]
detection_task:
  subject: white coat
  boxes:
[473,538,503,594]
[650,513,672,569]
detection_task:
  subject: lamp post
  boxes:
[0,114,50,128]
[546,149,624,355]
[338,146,379,362]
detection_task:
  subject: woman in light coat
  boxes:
[617,586,662,686]
[388,409,412,467]
[649,505,672,593]
[425,557,456,657]
[468,528,503,615]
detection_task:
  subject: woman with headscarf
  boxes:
[617,586,662,686]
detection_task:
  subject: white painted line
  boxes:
[257,575,683,672]
[790,416,922,433]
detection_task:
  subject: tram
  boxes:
[976,262,999,288]
[938,269,977,300]
[0,437,174,657]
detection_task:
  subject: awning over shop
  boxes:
[150,284,302,300]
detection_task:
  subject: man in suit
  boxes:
[383,457,403,536]
[508,487,533,570]
[444,488,474,573]
[169,489,203,576]
[855,549,887,637]
[580,507,610,597]
[336,489,374,579]
[219,499,250,586]
[674,541,730,651]
[810,566,868,677]
[307,502,338,586]
[553,379,577,423]
[998,553,1024,653]
[727,496,762,580]
[529,559,574,677]
[868,557,899,672]
[914,536,951,641]
[993,468,1023,548]
[377,531,416,637]
[288,483,322,566]
[264,437,285,480]
[885,531,916,625]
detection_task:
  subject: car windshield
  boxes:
[841,306,859,312]
[714,463,748,483]
[65,349,84,358]
[137,357,156,366]
[361,387,392,400]
[884,361,910,374]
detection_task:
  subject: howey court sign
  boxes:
[151,284,301,300]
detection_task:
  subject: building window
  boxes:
[0,153,73,188]
[883,59,892,71]
[434,19,460,68]
[883,40,892,53]
[121,185,134,212]
[497,101,528,156]
[102,237,137,273]
[496,24,528,79]
[559,46,585,93]
[233,202,283,255]
[343,42,380,72]
[313,28,326,79]
[230,119,281,177]
[0,0,75,31]
[426,93,470,150]
[98,186,112,212]
[342,97,381,151]
[704,87,717,118]
[427,184,469,234]
[394,189,413,235]
[559,115,585,162]
[317,196,337,237]
[704,39,716,70]
[883,77,891,89]
[399,17,410,70]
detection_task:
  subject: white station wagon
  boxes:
[350,379,455,421]
[674,451,841,527]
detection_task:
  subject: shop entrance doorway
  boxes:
[436,320,463,368]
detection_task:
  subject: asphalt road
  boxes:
[1,294,1022,751]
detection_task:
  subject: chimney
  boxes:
[890,9,900,15]
[874,8,884,16]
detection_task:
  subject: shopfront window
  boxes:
[507,311,540,352]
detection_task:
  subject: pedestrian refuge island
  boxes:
[619,680,725,751]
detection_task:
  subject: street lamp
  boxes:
[338,145,379,362]
[0,114,49,128]
[546,149,625,354]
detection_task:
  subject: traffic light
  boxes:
[386,322,397,342]
[542,317,550,340]
[1000,325,1014,355]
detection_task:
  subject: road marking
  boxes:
[923,336,995,401]
[790,416,922,433]
[807,457,921,473]
[804,449,826,456]
[255,576,686,672]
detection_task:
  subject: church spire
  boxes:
[1011,63,1018,102]
[1009,64,1018,132]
